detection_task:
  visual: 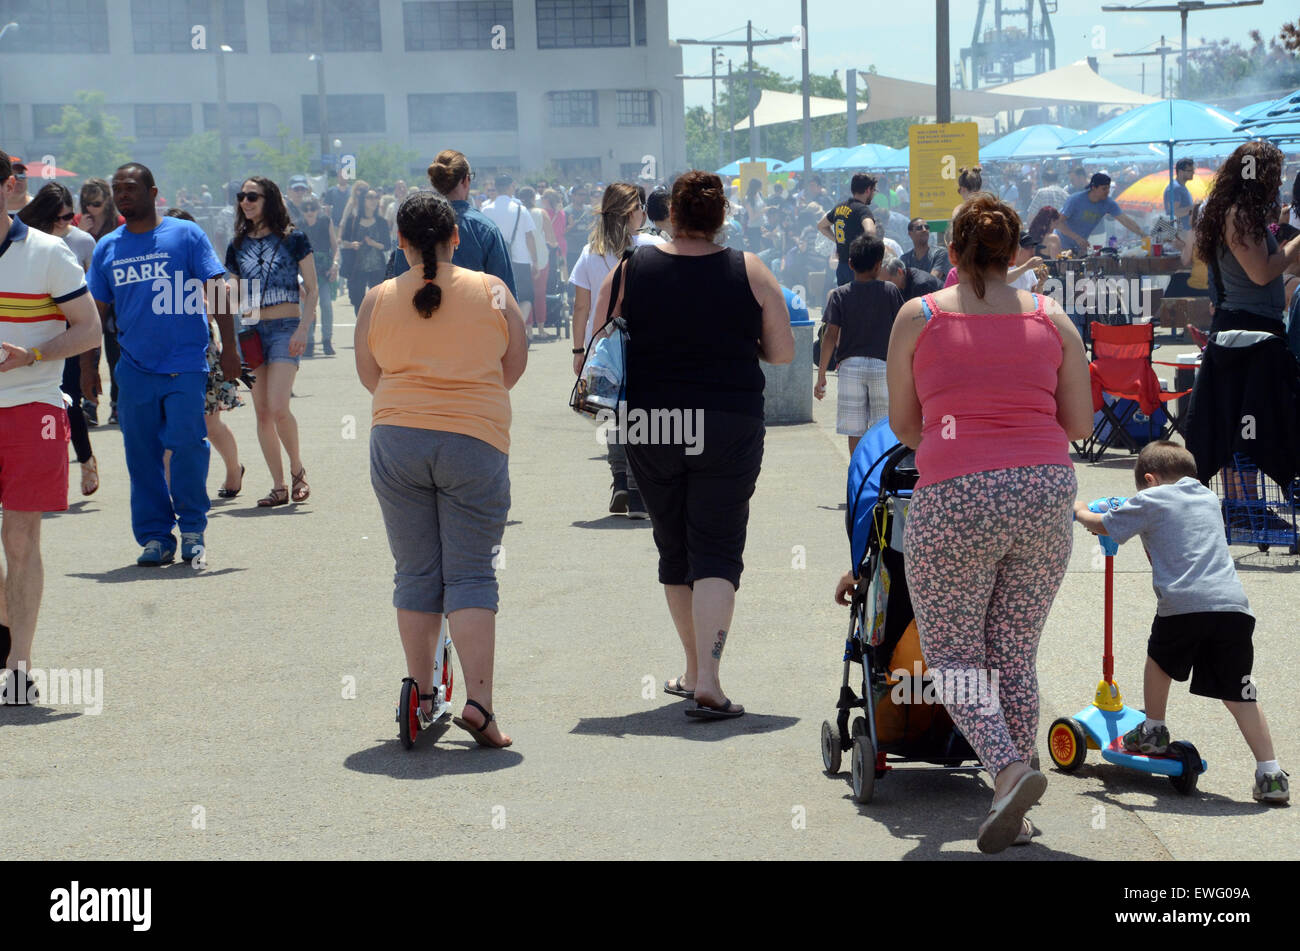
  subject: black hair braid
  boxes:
[397,192,458,318]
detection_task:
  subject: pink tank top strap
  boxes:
[921,293,940,322]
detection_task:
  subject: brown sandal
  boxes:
[257,486,289,507]
[80,456,100,496]
[291,467,310,503]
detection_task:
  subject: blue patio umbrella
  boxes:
[1234,88,1300,140]
[1060,99,1250,195]
[715,157,784,178]
[815,143,906,171]
[980,124,1082,161]
[774,148,848,173]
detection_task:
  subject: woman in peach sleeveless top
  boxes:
[355,192,527,749]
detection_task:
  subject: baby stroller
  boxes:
[820,420,981,803]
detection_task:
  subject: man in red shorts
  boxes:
[0,149,102,704]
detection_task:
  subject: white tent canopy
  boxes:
[733,61,1158,130]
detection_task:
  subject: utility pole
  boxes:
[1114,36,1207,99]
[1101,1,1262,96]
[212,0,230,189]
[936,0,951,123]
[800,0,811,185]
[674,46,726,169]
[677,21,795,163]
[312,0,328,164]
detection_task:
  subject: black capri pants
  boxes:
[625,409,764,591]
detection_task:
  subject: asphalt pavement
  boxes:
[2,301,1295,861]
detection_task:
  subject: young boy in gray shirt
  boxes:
[1074,441,1288,803]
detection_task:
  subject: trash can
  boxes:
[762,319,815,425]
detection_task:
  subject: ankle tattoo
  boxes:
[710,629,727,661]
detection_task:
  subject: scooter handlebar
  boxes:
[1081,496,1126,557]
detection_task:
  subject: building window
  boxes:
[547,91,597,127]
[403,1,513,50]
[408,93,517,133]
[203,103,260,136]
[535,0,630,49]
[0,0,109,53]
[269,0,382,53]
[302,94,386,133]
[32,104,72,137]
[131,0,248,54]
[633,0,645,47]
[556,157,601,180]
[616,90,654,126]
[135,104,195,138]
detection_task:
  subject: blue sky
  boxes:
[669,0,1291,107]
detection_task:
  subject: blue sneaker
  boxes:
[181,532,205,565]
[137,538,177,567]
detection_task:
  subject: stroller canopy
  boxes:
[846,418,912,574]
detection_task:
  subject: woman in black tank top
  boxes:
[592,171,794,720]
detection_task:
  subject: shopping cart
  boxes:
[1210,454,1300,555]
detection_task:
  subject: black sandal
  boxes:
[218,464,245,499]
[452,699,512,749]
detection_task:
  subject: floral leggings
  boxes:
[904,465,1076,778]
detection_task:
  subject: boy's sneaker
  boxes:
[609,473,629,514]
[1253,770,1289,804]
[1122,721,1170,755]
[181,532,205,565]
[626,490,649,520]
[137,538,177,567]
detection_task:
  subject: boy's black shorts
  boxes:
[1148,611,1255,703]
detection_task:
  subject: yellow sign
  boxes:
[909,122,980,222]
[738,161,768,199]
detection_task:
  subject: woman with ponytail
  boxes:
[569,181,665,518]
[355,192,528,749]
[882,193,1093,852]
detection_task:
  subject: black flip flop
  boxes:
[452,698,513,748]
[685,698,745,720]
[663,677,694,699]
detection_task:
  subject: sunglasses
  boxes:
[57,212,76,222]
[237,192,264,203]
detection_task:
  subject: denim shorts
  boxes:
[249,317,301,367]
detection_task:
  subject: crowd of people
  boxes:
[1,134,1298,854]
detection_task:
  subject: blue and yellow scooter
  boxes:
[1048,498,1207,794]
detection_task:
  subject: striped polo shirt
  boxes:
[0,214,90,408]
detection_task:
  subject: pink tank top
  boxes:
[912,293,1071,488]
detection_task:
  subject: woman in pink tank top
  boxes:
[884,194,1093,853]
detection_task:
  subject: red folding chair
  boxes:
[1072,322,1191,462]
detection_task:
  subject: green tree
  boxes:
[244,124,315,187]
[160,132,223,196]
[1180,21,1300,100]
[355,142,421,189]
[46,90,132,181]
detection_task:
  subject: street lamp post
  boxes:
[216,44,233,189]
[310,1,329,167]
[0,22,19,148]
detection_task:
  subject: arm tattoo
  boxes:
[710,629,728,661]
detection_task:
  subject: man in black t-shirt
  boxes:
[818,173,878,287]
[881,256,941,301]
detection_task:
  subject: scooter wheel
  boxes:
[1048,717,1088,772]
[1168,741,1202,795]
[398,678,420,750]
[850,735,876,803]
[442,641,454,705]
[820,719,842,774]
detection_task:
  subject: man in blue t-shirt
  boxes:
[88,163,239,567]
[1163,158,1196,231]
[1054,173,1145,253]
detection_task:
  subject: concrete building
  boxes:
[0,0,686,186]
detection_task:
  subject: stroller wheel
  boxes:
[820,720,842,774]
[851,716,867,739]
[850,735,876,803]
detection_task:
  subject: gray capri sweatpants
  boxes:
[370,424,511,614]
